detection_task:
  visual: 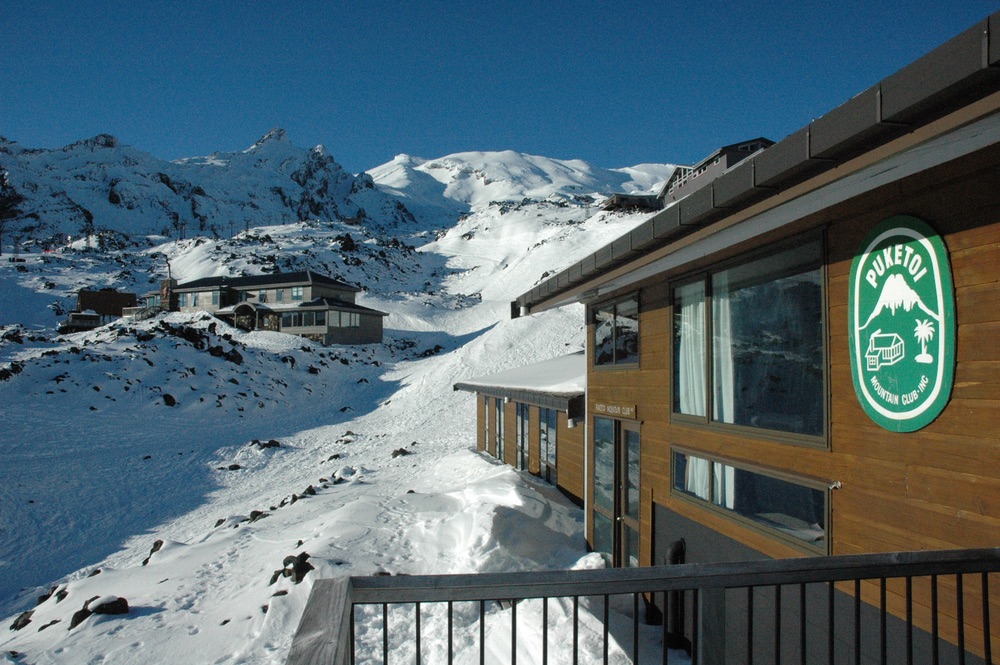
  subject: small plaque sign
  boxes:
[593,402,637,419]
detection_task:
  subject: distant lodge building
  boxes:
[601,138,774,213]
[461,12,1000,663]
[137,270,386,345]
[58,289,138,334]
[454,352,586,505]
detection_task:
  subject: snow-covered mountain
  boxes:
[0,133,681,664]
[0,129,414,244]
[369,150,677,224]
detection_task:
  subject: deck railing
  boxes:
[287,547,1000,665]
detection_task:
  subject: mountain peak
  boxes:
[246,128,289,152]
[68,134,120,151]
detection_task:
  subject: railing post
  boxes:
[697,586,727,665]
[286,577,355,665]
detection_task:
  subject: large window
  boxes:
[673,239,825,438]
[281,311,320,328]
[593,296,639,366]
[292,286,304,301]
[515,403,529,471]
[330,312,361,328]
[673,450,827,549]
[539,408,557,485]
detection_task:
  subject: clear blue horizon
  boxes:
[4,1,996,174]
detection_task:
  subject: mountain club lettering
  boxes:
[848,216,955,432]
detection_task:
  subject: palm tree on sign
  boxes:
[914,319,935,364]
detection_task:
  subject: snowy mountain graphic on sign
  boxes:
[861,273,939,329]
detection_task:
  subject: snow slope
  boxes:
[368,150,677,224]
[0,136,682,664]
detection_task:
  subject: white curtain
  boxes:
[685,455,711,500]
[712,272,735,424]
[713,462,736,509]
[677,282,706,417]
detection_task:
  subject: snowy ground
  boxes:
[0,157,687,663]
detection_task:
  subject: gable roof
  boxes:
[174,270,359,293]
[513,11,1000,317]
[217,297,387,317]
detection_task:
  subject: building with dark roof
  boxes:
[601,138,774,213]
[58,289,138,334]
[147,270,386,345]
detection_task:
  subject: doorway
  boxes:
[592,417,641,567]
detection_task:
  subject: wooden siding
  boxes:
[586,143,1000,655]
[556,411,585,502]
[476,396,486,453]
[470,396,584,504]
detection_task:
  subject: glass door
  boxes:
[592,417,641,567]
[620,423,641,568]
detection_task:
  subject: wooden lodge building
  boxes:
[454,352,587,505]
[497,13,1000,663]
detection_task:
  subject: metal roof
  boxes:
[173,270,359,293]
[513,11,1000,316]
[217,297,387,317]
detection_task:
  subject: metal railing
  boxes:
[287,547,1000,665]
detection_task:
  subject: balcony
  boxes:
[288,546,1000,664]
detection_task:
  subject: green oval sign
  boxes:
[848,216,955,432]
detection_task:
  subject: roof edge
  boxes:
[512,10,1000,317]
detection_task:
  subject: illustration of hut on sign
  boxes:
[866,330,904,370]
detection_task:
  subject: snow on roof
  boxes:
[454,351,585,396]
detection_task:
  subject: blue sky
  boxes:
[3,1,996,173]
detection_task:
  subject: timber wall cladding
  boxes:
[826,146,1000,558]
[824,149,1000,660]
[556,410,585,501]
[584,144,1000,656]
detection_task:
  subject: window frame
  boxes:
[515,402,529,472]
[670,445,831,555]
[670,233,829,447]
[591,293,641,369]
[494,398,505,463]
[539,407,558,485]
[483,395,491,456]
